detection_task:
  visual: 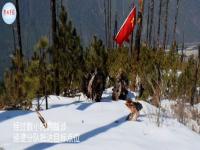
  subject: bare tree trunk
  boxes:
[146,0,150,45]
[106,0,112,49]
[152,21,157,49]
[156,86,161,127]
[37,94,40,111]
[129,2,135,57]
[104,0,108,47]
[157,0,163,49]
[15,0,24,101]
[107,0,110,48]
[12,25,16,50]
[181,31,184,62]
[190,63,198,106]
[104,0,112,48]
[15,0,23,56]
[109,0,112,48]
[148,0,155,48]
[190,46,200,106]
[106,0,110,48]
[135,0,145,61]
[113,12,118,48]
[198,45,200,62]
[130,32,134,57]
[45,95,48,110]
[172,0,180,51]
[163,0,169,50]
[61,0,63,6]
[51,0,60,95]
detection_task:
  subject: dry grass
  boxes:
[171,100,200,133]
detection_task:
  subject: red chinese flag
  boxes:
[114,5,137,46]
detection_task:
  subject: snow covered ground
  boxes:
[161,99,200,133]
[0,88,200,150]
[194,103,200,112]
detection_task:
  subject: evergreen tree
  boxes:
[4,48,26,107]
[85,36,108,75]
[57,6,84,92]
[107,47,132,79]
[23,37,51,100]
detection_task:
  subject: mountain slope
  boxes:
[0,88,199,150]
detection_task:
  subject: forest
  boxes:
[0,0,199,115]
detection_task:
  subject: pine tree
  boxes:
[57,6,84,92]
[1,0,26,108]
[4,48,26,107]
[23,37,51,109]
[85,36,107,74]
[107,47,131,79]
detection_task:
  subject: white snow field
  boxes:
[0,88,200,150]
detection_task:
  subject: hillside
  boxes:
[0,88,200,150]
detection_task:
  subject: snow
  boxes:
[161,99,177,115]
[194,103,200,112]
[0,88,200,150]
[161,99,200,133]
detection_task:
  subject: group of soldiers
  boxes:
[82,68,144,121]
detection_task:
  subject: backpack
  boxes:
[134,102,143,111]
